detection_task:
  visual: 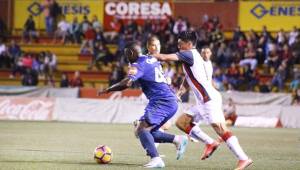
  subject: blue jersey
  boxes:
[128,55,176,101]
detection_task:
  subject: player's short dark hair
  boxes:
[178,31,198,46]
[125,41,140,50]
[201,45,210,50]
[124,41,141,63]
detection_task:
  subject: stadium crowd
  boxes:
[0,5,300,104]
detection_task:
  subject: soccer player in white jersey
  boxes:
[152,31,253,170]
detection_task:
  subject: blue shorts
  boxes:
[140,99,178,131]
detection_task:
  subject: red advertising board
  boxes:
[103,0,174,31]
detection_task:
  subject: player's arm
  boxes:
[152,53,179,61]
[98,65,143,95]
[176,78,189,100]
[98,78,133,95]
[154,50,194,65]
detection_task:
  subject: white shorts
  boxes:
[185,99,225,124]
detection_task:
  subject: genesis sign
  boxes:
[105,2,172,19]
[251,3,300,19]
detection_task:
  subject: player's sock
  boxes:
[151,130,175,143]
[189,126,214,144]
[154,128,164,148]
[138,129,159,158]
[222,131,248,160]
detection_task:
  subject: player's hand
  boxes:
[97,89,108,96]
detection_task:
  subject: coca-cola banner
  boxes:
[0,96,299,128]
[0,97,55,121]
[103,0,174,31]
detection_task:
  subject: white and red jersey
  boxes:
[176,49,221,105]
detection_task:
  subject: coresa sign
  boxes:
[105,1,173,19]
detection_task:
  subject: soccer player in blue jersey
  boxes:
[98,41,188,168]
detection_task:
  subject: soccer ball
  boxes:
[94,145,113,164]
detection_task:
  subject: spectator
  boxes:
[261,25,272,41]
[22,53,33,69]
[276,29,287,45]
[271,64,287,92]
[210,27,224,44]
[0,17,8,41]
[8,41,21,72]
[94,27,106,44]
[22,15,38,43]
[105,17,123,43]
[8,40,21,62]
[237,36,247,49]
[53,16,70,44]
[32,54,42,75]
[239,42,258,70]
[88,42,110,70]
[281,43,292,61]
[292,88,300,105]
[49,0,62,31]
[259,81,271,93]
[43,0,52,35]
[109,63,125,86]
[80,23,95,54]
[41,51,56,86]
[22,68,38,86]
[69,17,81,44]
[213,67,226,91]
[69,71,84,87]
[92,15,102,30]
[223,98,237,126]
[80,15,91,35]
[60,73,69,87]
[10,56,24,78]
[226,63,241,90]
[173,16,187,34]
[288,26,299,46]
[216,42,229,67]
[265,50,281,74]
[0,39,10,68]
[243,64,259,91]
[290,75,300,92]
[232,26,245,42]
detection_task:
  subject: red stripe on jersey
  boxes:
[183,64,211,103]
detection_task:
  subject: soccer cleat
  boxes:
[143,157,165,168]
[133,120,140,138]
[189,136,199,143]
[201,141,220,160]
[175,135,188,160]
[234,159,253,170]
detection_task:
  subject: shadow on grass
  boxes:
[0,160,141,167]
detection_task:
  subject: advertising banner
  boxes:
[13,0,104,30]
[0,96,299,128]
[0,97,55,120]
[103,1,174,31]
[239,1,300,31]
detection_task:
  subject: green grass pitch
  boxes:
[0,120,299,170]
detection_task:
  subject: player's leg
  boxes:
[136,120,165,168]
[148,100,188,160]
[211,123,252,170]
[133,120,170,152]
[176,107,216,146]
[154,121,172,148]
[207,101,252,169]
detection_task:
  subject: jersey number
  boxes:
[154,67,167,83]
